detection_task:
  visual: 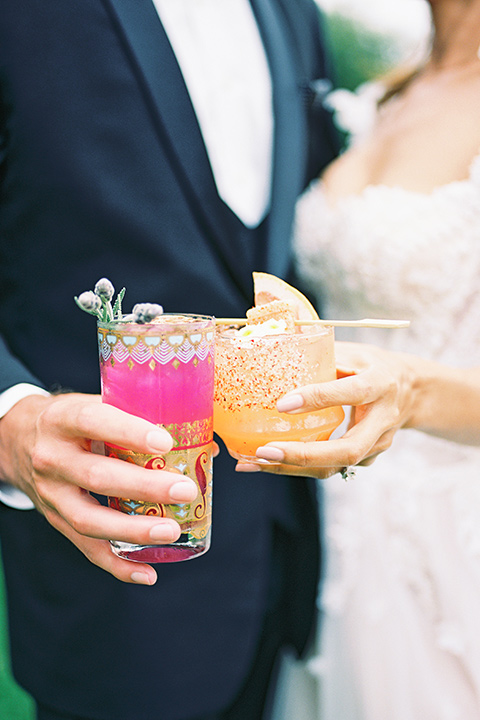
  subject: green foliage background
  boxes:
[0,560,34,719]
[324,12,416,90]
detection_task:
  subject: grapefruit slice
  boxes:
[252,272,320,321]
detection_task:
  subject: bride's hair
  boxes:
[377,65,422,106]
[378,24,433,106]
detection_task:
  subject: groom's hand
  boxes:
[0,393,199,584]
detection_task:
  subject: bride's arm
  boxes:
[238,342,480,478]
[335,342,480,445]
[398,355,480,445]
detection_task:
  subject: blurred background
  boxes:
[318,0,431,89]
[0,2,432,719]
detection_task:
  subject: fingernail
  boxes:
[147,429,173,452]
[277,393,304,413]
[235,463,261,473]
[169,481,198,502]
[131,571,157,585]
[149,522,178,541]
[256,446,285,462]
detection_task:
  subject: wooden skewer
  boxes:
[215,317,410,329]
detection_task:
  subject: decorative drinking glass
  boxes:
[98,314,215,563]
[214,323,344,462]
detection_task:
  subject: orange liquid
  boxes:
[214,404,345,460]
[214,325,344,461]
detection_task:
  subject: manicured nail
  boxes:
[146,429,173,452]
[235,463,261,473]
[169,481,198,502]
[277,393,304,413]
[255,446,285,462]
[149,522,178,541]
[131,571,156,585]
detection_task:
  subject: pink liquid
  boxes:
[98,315,215,563]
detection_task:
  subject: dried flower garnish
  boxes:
[75,278,126,322]
[75,291,102,317]
[94,278,115,303]
[132,303,164,324]
[74,278,164,324]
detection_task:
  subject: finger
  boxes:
[33,447,199,504]
[235,459,338,479]
[43,451,198,504]
[254,434,370,473]
[276,372,384,415]
[39,395,174,454]
[254,406,397,473]
[42,488,183,545]
[47,510,159,585]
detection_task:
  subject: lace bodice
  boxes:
[295,154,480,364]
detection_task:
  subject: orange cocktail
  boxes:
[214,323,344,461]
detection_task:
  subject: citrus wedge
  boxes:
[252,272,320,321]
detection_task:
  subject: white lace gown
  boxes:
[291,118,480,719]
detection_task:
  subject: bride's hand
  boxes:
[235,341,416,478]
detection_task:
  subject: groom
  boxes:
[0,1,339,718]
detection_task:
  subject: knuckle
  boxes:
[33,475,51,503]
[42,504,60,527]
[376,430,395,452]
[30,442,54,475]
[36,396,68,431]
[355,376,375,404]
[297,444,312,468]
[83,460,109,492]
[68,509,92,536]
[343,442,367,467]
[74,403,102,435]
[289,443,316,469]
[389,405,402,426]
[308,384,327,406]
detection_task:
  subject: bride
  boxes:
[242,0,480,717]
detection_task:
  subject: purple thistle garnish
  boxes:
[75,291,102,317]
[132,303,164,324]
[94,278,115,303]
[75,278,125,321]
[75,279,162,324]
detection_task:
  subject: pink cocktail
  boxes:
[98,314,215,563]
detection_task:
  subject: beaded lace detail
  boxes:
[293,86,480,720]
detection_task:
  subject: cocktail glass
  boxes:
[214,324,344,461]
[98,314,215,563]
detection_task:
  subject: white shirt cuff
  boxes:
[0,384,50,510]
[0,383,50,419]
[0,481,35,510]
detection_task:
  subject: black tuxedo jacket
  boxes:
[0,1,339,718]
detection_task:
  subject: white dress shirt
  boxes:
[0,0,274,509]
[0,385,50,509]
[152,0,273,227]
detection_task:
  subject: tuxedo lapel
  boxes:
[102,0,217,200]
[251,0,306,279]
[102,0,305,290]
[101,0,253,302]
